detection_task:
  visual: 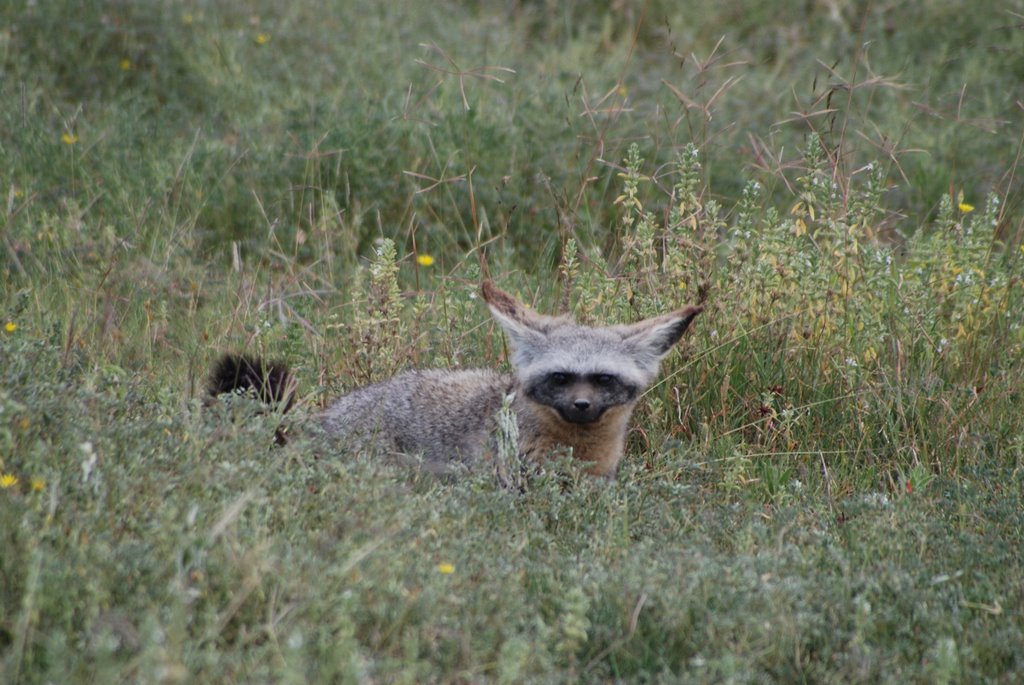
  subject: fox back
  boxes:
[320,368,512,473]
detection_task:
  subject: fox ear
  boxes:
[482,280,563,349]
[618,305,702,360]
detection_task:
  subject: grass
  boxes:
[2,0,1024,682]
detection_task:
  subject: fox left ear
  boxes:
[619,305,703,359]
[482,280,566,347]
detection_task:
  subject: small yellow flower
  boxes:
[182,12,194,25]
[31,478,45,492]
[959,202,975,213]
[0,474,18,489]
[437,562,455,575]
[416,254,435,267]
[61,133,78,145]
[254,32,271,45]
[119,58,132,71]
[4,321,16,333]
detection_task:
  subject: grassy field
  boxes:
[2,0,1024,682]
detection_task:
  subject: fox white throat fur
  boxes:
[209,281,701,477]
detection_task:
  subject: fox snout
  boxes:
[556,389,606,424]
[527,374,628,425]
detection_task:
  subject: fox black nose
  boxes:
[574,399,591,411]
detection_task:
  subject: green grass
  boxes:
[2,0,1024,682]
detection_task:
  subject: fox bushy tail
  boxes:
[207,354,297,413]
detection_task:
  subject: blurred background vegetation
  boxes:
[4,0,1022,267]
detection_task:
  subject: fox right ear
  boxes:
[616,304,703,366]
[482,281,562,350]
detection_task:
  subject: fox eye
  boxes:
[593,374,615,387]
[550,372,571,385]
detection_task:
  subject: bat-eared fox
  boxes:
[208,281,701,478]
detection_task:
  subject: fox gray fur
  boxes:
[209,281,701,477]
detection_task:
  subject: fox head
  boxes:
[482,281,702,426]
